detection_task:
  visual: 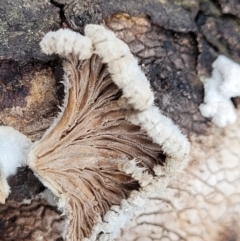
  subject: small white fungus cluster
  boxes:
[200,55,240,127]
[0,126,32,178]
[39,25,190,241]
[0,126,32,203]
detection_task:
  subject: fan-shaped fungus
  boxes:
[27,25,190,241]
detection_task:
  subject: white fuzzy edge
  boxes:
[34,26,190,241]
[127,106,190,174]
[35,62,71,145]
[40,28,93,60]
[85,24,154,111]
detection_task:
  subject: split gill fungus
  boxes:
[7,25,190,241]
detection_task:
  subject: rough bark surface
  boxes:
[1,0,240,240]
[0,197,64,241]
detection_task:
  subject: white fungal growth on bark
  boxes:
[200,55,240,127]
[32,24,190,241]
[0,126,32,203]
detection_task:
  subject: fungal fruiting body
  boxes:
[199,55,240,127]
[0,126,32,203]
[27,25,190,241]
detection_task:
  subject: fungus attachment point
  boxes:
[0,126,32,203]
[28,26,189,240]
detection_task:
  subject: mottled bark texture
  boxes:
[0,0,240,240]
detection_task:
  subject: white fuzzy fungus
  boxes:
[200,55,240,127]
[0,126,32,203]
[0,126,32,177]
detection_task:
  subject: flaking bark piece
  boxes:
[28,54,165,240]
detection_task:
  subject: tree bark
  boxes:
[1,0,240,240]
